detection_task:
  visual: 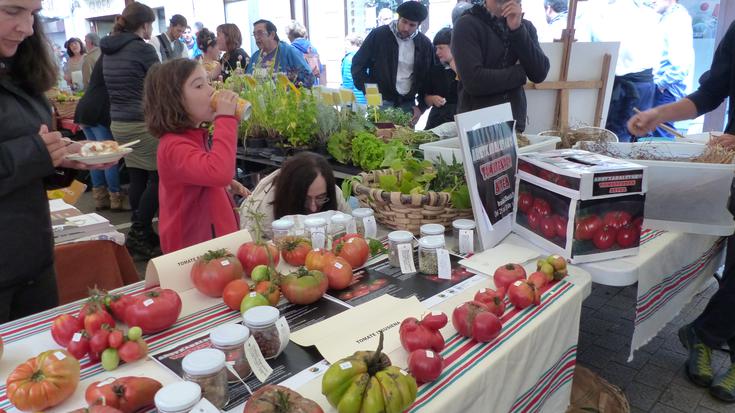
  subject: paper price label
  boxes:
[363,216,377,238]
[340,361,352,370]
[311,231,326,250]
[347,220,357,234]
[53,351,66,361]
[276,316,291,354]
[191,397,222,413]
[244,335,274,382]
[426,350,434,358]
[334,261,343,269]
[221,259,230,267]
[72,333,82,342]
[398,243,416,274]
[437,248,451,280]
[459,229,474,255]
[96,378,116,387]
[143,299,154,307]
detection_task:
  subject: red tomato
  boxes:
[118,340,148,363]
[553,215,568,239]
[574,215,602,241]
[472,311,503,342]
[108,330,124,349]
[602,211,632,230]
[592,225,617,250]
[332,235,370,268]
[408,349,444,383]
[6,350,80,411]
[322,257,354,290]
[540,215,557,239]
[532,198,551,216]
[86,376,162,413]
[244,385,323,413]
[255,280,281,306]
[399,313,447,353]
[518,192,534,214]
[508,280,537,309]
[106,294,134,322]
[279,236,312,266]
[237,241,280,277]
[50,314,82,347]
[527,210,542,231]
[493,263,526,294]
[473,288,505,317]
[223,279,251,311]
[451,301,502,342]
[81,305,115,335]
[190,249,244,298]
[89,329,110,354]
[305,248,336,272]
[67,331,91,359]
[124,288,182,334]
[616,225,639,248]
[528,272,549,290]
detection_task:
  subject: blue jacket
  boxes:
[341,51,366,104]
[246,41,314,87]
[655,4,694,99]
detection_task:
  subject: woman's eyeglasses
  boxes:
[305,195,329,208]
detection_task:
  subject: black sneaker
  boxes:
[679,324,714,387]
[711,363,735,403]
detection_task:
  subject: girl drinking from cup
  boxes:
[144,59,249,253]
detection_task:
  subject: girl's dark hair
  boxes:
[11,13,58,95]
[216,23,242,52]
[144,59,200,137]
[64,37,86,57]
[196,28,216,53]
[113,2,155,35]
[272,152,338,219]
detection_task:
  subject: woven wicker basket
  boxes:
[353,169,474,234]
[52,100,79,119]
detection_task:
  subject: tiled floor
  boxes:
[77,191,735,412]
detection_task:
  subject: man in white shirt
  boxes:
[544,0,568,41]
[585,0,661,141]
[149,14,188,62]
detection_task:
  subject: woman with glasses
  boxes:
[240,152,351,237]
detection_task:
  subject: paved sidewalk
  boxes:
[578,281,735,413]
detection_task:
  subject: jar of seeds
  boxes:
[182,349,229,409]
[271,218,294,243]
[418,236,445,275]
[352,208,377,238]
[155,381,202,413]
[210,323,252,382]
[388,230,414,268]
[242,306,290,359]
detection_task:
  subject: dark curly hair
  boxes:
[196,28,217,53]
[64,37,86,57]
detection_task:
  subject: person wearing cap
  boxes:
[351,1,434,124]
[452,1,549,132]
[149,14,188,62]
[424,28,458,130]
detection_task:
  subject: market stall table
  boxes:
[0,258,592,413]
[504,229,725,360]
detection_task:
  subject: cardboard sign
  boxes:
[144,229,252,290]
[455,104,518,250]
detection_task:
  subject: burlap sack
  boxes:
[566,365,630,413]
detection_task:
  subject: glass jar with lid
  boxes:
[304,217,327,249]
[420,223,446,243]
[182,348,229,409]
[388,230,414,268]
[271,218,294,243]
[155,381,202,413]
[451,219,477,255]
[242,305,290,359]
[329,213,354,246]
[418,236,445,275]
[352,208,377,238]
[210,323,252,382]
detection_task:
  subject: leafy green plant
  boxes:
[379,158,436,195]
[374,107,412,127]
[351,132,385,171]
[327,130,352,164]
[430,156,472,209]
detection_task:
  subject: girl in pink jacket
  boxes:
[144,59,248,253]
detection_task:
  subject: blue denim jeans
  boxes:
[82,125,120,193]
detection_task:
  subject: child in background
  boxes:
[143,59,249,253]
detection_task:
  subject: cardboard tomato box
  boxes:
[513,149,647,263]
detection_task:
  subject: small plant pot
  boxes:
[375,122,396,129]
[246,136,267,148]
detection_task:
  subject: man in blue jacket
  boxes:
[246,19,314,88]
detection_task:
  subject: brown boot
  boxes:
[109,192,129,211]
[92,186,110,210]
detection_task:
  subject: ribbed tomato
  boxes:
[6,349,81,411]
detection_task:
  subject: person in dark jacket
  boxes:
[351,1,434,124]
[101,2,161,259]
[0,0,110,322]
[424,28,458,130]
[74,55,125,211]
[452,1,550,132]
[628,21,735,403]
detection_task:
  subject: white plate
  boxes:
[66,148,133,165]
